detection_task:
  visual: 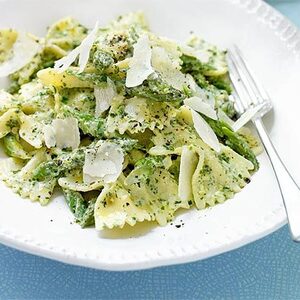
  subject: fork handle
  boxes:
[254,117,300,242]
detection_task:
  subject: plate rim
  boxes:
[0,0,298,271]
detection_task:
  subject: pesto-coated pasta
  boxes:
[0,12,261,231]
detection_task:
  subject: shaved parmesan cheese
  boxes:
[0,32,41,77]
[54,47,80,73]
[184,96,217,120]
[94,78,116,116]
[180,43,210,63]
[44,118,80,150]
[191,109,220,152]
[54,21,99,73]
[178,146,198,201]
[43,124,56,148]
[151,46,190,90]
[217,109,234,126]
[77,24,99,72]
[195,51,210,63]
[187,77,215,108]
[83,141,124,184]
[180,44,198,57]
[124,98,146,123]
[125,35,154,87]
[232,104,264,132]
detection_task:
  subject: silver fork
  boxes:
[227,45,300,242]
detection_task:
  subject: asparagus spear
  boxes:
[61,105,105,138]
[92,49,115,71]
[63,189,95,227]
[33,148,85,181]
[33,138,141,182]
[125,77,186,102]
[204,116,259,171]
[3,134,30,159]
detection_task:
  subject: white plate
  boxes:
[0,0,299,271]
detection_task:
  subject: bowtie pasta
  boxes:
[0,12,261,231]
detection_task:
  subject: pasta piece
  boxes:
[18,81,45,100]
[238,127,263,156]
[46,17,88,51]
[124,158,190,226]
[37,68,94,88]
[106,96,177,135]
[19,113,44,149]
[0,29,18,63]
[149,34,182,67]
[150,117,203,155]
[0,109,19,139]
[17,81,55,113]
[151,46,192,91]
[58,173,103,192]
[0,32,41,77]
[109,11,149,32]
[93,12,149,72]
[0,90,15,113]
[94,180,152,230]
[192,145,253,209]
[60,87,96,114]
[186,35,228,76]
[0,151,56,205]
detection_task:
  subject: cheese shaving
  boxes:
[191,109,220,152]
[151,46,190,90]
[178,146,198,201]
[217,109,234,126]
[44,118,80,150]
[54,21,99,73]
[83,141,124,184]
[125,35,154,87]
[184,96,217,120]
[94,78,116,116]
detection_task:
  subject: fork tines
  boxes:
[227,45,272,116]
